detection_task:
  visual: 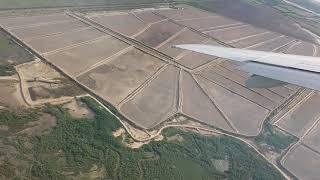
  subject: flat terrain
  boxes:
[1,2,320,179]
[276,93,320,137]
[0,4,318,138]
[282,145,320,179]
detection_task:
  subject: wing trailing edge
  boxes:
[173,44,320,90]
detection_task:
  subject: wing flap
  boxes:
[245,75,287,88]
[237,62,320,90]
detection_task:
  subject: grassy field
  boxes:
[0,96,285,180]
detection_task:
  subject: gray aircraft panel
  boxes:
[174,44,320,73]
[174,44,320,90]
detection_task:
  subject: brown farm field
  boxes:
[282,145,320,179]
[0,4,318,138]
[1,3,320,179]
[276,93,320,137]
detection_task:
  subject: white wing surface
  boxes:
[173,44,320,90]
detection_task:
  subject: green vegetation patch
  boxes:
[255,123,298,152]
[0,97,285,180]
[0,108,41,133]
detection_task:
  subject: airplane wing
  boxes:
[173,44,320,90]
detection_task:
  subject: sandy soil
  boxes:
[282,145,320,180]
[64,99,94,119]
[46,36,129,76]
[180,70,234,132]
[0,79,26,108]
[120,65,179,129]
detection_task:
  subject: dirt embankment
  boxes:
[194,0,317,44]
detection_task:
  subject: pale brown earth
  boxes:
[135,20,183,47]
[248,36,295,51]
[77,48,165,105]
[180,70,235,132]
[0,5,318,138]
[17,60,62,80]
[0,79,25,108]
[285,41,315,56]
[205,25,266,42]
[282,145,320,180]
[120,65,179,129]
[208,65,284,103]
[90,13,147,36]
[157,28,206,57]
[303,121,320,153]
[0,14,73,28]
[196,75,269,136]
[10,20,88,40]
[45,36,129,76]
[156,6,213,21]
[64,99,95,119]
[276,93,320,137]
[230,32,281,48]
[179,16,240,31]
[200,69,277,110]
[26,27,104,53]
[133,10,164,23]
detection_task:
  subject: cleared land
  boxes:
[133,10,164,23]
[120,65,179,128]
[0,14,73,29]
[0,79,25,108]
[180,70,234,132]
[90,13,148,36]
[205,25,266,42]
[282,145,320,179]
[77,48,165,106]
[303,121,320,153]
[135,20,183,47]
[45,36,129,76]
[196,76,269,136]
[0,5,317,137]
[179,16,240,31]
[156,6,213,21]
[26,27,105,53]
[230,32,281,48]
[276,93,320,137]
[9,20,88,40]
[200,69,277,110]
[285,41,315,56]
[248,36,294,51]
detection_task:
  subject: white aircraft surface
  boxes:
[174,44,320,90]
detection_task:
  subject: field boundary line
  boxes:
[75,46,134,77]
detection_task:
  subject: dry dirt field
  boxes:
[282,145,320,179]
[135,20,183,47]
[2,6,320,177]
[0,79,26,108]
[77,48,165,106]
[120,65,179,128]
[90,13,148,37]
[276,93,320,137]
[10,20,88,40]
[0,5,318,138]
[303,121,320,153]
